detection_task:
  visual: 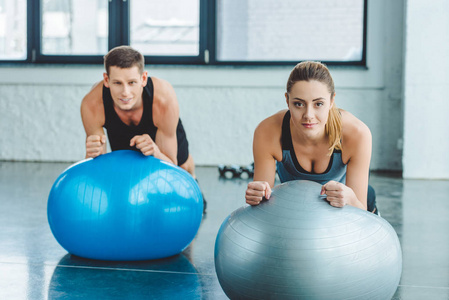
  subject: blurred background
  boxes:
[0,0,447,179]
[1,2,449,299]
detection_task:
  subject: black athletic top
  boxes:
[277,111,378,213]
[102,77,189,166]
[276,110,347,184]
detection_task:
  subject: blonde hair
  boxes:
[286,61,342,155]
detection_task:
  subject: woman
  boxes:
[245,61,377,214]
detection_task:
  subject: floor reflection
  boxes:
[0,163,448,299]
[48,254,203,299]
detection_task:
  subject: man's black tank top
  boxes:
[102,77,189,165]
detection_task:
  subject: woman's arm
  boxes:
[245,112,284,205]
[344,119,372,209]
[322,111,372,210]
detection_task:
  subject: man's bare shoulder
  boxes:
[152,77,177,106]
[81,81,105,125]
[150,77,179,128]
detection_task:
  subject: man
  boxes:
[81,45,205,210]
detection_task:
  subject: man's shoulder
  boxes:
[152,77,175,101]
[81,81,105,117]
[151,76,170,88]
[150,77,179,127]
[151,77,178,119]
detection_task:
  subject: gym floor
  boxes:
[0,161,448,300]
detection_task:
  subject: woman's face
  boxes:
[285,80,334,138]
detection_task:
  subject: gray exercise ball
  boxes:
[214,180,402,300]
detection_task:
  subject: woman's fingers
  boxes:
[246,181,271,205]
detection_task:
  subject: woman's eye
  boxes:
[316,102,324,107]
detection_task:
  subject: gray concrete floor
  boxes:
[0,161,448,299]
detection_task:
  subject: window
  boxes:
[130,0,200,56]
[215,0,365,64]
[41,0,108,55]
[0,0,27,60]
[1,0,366,65]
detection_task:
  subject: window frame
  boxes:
[1,0,367,66]
[208,0,368,66]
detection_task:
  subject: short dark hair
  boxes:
[104,46,144,75]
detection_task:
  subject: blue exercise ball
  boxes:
[48,150,203,261]
[215,180,402,299]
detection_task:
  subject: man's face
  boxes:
[103,66,148,111]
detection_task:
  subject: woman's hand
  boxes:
[246,181,272,206]
[321,180,357,208]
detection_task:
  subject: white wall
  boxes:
[0,0,404,171]
[402,0,449,179]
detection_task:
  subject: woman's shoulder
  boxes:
[341,110,371,134]
[340,110,372,150]
[254,110,287,147]
[255,110,287,136]
[253,110,287,161]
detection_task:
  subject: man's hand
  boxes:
[130,134,160,157]
[86,135,106,158]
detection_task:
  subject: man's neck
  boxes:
[114,97,144,126]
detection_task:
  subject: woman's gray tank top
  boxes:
[276,110,347,184]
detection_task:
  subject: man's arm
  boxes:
[150,77,180,165]
[80,81,107,159]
